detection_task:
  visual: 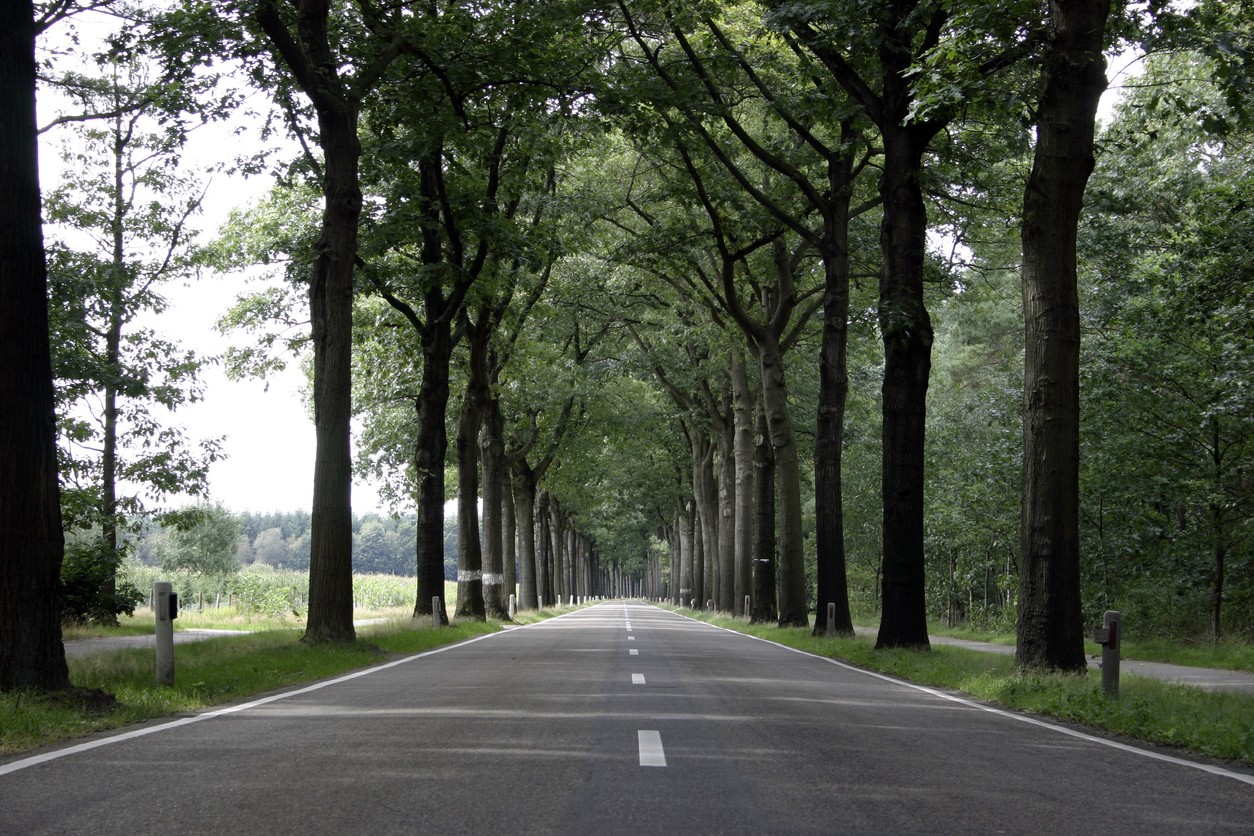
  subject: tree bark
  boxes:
[680,500,696,608]
[813,141,856,637]
[499,417,517,611]
[480,398,508,618]
[758,330,808,627]
[256,0,360,645]
[873,119,935,651]
[536,489,552,606]
[1016,0,1109,672]
[453,376,486,621]
[0,0,71,691]
[716,401,736,612]
[731,355,755,616]
[513,464,538,609]
[751,400,777,623]
[414,314,454,625]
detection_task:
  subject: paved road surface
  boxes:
[4,604,1252,834]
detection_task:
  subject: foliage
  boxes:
[152,504,242,576]
[1079,52,1253,640]
[59,539,145,625]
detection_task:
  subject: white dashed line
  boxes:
[638,730,667,767]
[632,673,646,685]
[630,649,639,656]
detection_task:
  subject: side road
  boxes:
[67,621,1254,694]
[854,627,1254,695]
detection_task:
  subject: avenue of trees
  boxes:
[2,0,1250,691]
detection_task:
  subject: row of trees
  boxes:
[2,0,1248,691]
[138,507,460,579]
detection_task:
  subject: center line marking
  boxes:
[628,636,635,641]
[630,649,639,656]
[638,730,667,767]
[632,673,646,685]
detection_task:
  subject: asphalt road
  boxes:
[3,603,1252,834]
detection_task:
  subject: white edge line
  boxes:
[663,608,1254,788]
[0,607,590,778]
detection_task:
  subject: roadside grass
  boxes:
[0,610,507,758]
[677,609,1254,765]
[858,617,1254,673]
[1117,637,1254,673]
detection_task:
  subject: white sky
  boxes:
[36,12,386,516]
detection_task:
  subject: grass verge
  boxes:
[1,613,512,759]
[678,609,1254,765]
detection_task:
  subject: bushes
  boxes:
[60,541,144,625]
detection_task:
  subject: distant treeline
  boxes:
[133,509,459,579]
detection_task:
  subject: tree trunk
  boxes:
[679,499,695,607]
[667,519,680,604]
[414,316,454,625]
[1016,0,1109,672]
[716,408,736,612]
[550,499,566,603]
[480,397,508,618]
[813,144,856,638]
[697,433,718,608]
[256,0,361,645]
[537,490,552,606]
[731,355,755,616]
[513,464,538,609]
[874,123,933,651]
[501,437,517,611]
[758,332,808,628]
[751,400,777,623]
[0,0,71,690]
[453,383,485,621]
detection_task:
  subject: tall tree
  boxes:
[0,0,70,691]
[45,55,219,625]
[1016,0,1111,672]
[252,0,405,643]
[770,0,1032,648]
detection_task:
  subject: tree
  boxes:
[1016,0,1111,672]
[618,1,872,631]
[251,0,407,643]
[156,504,242,576]
[44,52,219,625]
[1080,52,1253,642]
[0,0,71,691]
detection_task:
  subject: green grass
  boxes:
[1119,637,1254,673]
[678,609,1254,765]
[1,613,502,758]
[860,615,1254,673]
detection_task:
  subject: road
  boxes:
[3,603,1252,834]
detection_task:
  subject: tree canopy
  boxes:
[3,0,1250,689]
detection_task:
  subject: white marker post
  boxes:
[1093,610,1122,698]
[826,602,836,638]
[154,582,175,686]
[432,597,441,630]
